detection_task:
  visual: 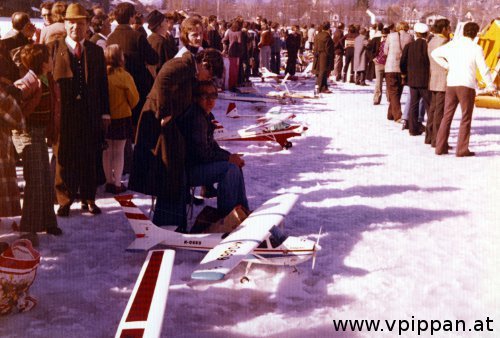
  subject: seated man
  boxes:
[178,81,249,216]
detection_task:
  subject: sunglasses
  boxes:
[200,92,218,100]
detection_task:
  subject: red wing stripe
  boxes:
[126,251,163,322]
[119,200,137,207]
[119,328,144,338]
[125,213,150,220]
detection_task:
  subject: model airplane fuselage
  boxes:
[115,194,319,281]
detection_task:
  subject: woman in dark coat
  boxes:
[129,49,224,231]
[312,22,334,94]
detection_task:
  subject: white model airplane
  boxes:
[213,114,307,149]
[115,249,175,338]
[260,64,314,82]
[225,102,296,123]
[115,194,320,282]
[218,91,286,104]
[259,67,281,82]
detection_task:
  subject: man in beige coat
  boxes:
[426,19,450,147]
[383,21,413,121]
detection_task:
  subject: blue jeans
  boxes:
[403,87,426,122]
[188,161,249,216]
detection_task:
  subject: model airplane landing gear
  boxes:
[283,142,293,149]
[240,262,253,283]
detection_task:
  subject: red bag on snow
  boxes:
[0,239,40,315]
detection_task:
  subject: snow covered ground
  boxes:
[1,77,499,337]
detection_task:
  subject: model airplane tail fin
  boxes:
[114,195,166,251]
[226,102,240,118]
[212,119,227,140]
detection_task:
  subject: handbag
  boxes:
[0,239,40,315]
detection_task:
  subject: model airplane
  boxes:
[260,64,314,82]
[218,90,287,104]
[115,194,320,282]
[115,249,175,338]
[213,114,307,149]
[259,67,281,82]
[225,102,296,123]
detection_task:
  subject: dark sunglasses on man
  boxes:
[200,92,218,100]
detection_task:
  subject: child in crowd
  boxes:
[103,44,139,194]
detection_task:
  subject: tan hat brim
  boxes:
[65,15,88,20]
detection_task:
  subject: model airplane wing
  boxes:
[191,194,299,281]
[116,250,175,338]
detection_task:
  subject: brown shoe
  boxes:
[114,184,127,194]
[87,203,102,215]
[456,151,475,157]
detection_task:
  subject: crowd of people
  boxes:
[0,2,497,246]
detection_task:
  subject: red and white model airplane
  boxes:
[115,194,320,282]
[214,107,307,150]
[115,249,175,338]
[225,103,296,122]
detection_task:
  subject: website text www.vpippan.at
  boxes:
[332,316,494,335]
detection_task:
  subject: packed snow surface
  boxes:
[1,78,499,337]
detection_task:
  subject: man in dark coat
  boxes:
[177,81,248,216]
[400,23,431,136]
[146,10,178,78]
[129,49,224,231]
[106,3,158,126]
[0,12,36,81]
[332,23,345,81]
[285,25,301,76]
[207,15,223,51]
[312,21,334,93]
[47,3,110,217]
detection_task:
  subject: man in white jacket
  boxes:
[432,22,497,157]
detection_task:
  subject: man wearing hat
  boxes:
[400,22,431,136]
[47,3,110,217]
[147,10,178,78]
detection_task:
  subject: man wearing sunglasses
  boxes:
[178,81,249,217]
[40,2,54,27]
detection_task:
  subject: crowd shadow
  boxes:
[471,125,500,136]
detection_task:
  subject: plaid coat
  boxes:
[0,90,23,217]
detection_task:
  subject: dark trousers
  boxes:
[428,91,446,147]
[334,54,343,80]
[270,52,281,74]
[53,142,97,206]
[435,86,476,156]
[315,70,329,91]
[286,50,298,75]
[408,87,430,135]
[385,72,403,121]
[343,48,355,81]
